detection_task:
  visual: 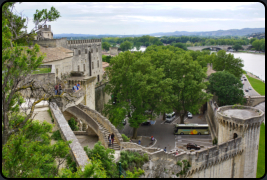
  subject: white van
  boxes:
[166,112,176,122]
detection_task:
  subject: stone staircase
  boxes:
[77,105,121,150]
[98,122,120,150]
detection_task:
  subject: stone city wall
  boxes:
[49,102,90,170]
[95,82,111,114]
[123,137,243,178]
[77,103,123,147]
[246,96,265,107]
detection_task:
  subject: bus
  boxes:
[174,124,209,135]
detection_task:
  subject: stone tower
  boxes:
[216,105,264,178]
[35,25,53,40]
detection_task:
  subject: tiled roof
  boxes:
[39,46,73,63]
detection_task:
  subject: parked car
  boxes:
[186,143,200,150]
[141,121,151,126]
[244,79,247,81]
[245,89,249,92]
[241,79,243,81]
[248,86,252,90]
[187,112,193,118]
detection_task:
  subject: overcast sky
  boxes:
[14,2,265,35]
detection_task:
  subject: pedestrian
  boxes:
[175,150,179,155]
[108,134,111,145]
[138,140,141,145]
[73,84,77,92]
[58,84,62,95]
[129,138,132,142]
[111,133,114,145]
[54,83,59,95]
[77,81,82,89]
[151,136,154,141]
[76,83,79,91]
[164,147,166,152]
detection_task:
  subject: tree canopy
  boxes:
[120,41,133,51]
[207,71,245,106]
[102,41,111,51]
[212,50,244,79]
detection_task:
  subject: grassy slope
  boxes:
[245,75,265,95]
[257,123,265,178]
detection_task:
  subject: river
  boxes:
[226,52,265,81]
[132,47,265,81]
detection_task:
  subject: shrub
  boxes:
[121,134,130,142]
[51,130,62,141]
[68,118,79,131]
[118,151,149,172]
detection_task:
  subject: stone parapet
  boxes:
[77,103,123,146]
[49,102,90,170]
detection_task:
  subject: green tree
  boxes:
[212,50,244,78]
[84,141,117,178]
[260,39,265,51]
[173,42,188,50]
[68,117,79,131]
[2,120,71,178]
[135,42,142,50]
[170,52,212,124]
[207,71,245,106]
[252,39,262,51]
[249,38,257,44]
[120,41,132,51]
[232,43,243,51]
[102,41,111,51]
[2,2,62,147]
[104,51,172,138]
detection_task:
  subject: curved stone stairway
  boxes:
[74,105,121,151]
[98,123,120,150]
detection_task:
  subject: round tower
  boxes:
[216,105,264,178]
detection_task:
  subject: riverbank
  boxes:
[245,74,265,96]
[237,50,265,55]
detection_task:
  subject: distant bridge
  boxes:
[187,45,252,51]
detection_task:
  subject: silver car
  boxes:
[248,86,252,90]
[187,112,193,118]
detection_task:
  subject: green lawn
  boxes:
[257,123,265,178]
[245,75,265,95]
[32,68,51,74]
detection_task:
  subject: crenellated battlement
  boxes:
[67,39,101,44]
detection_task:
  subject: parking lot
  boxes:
[118,112,213,152]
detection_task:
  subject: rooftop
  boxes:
[39,46,73,63]
[222,109,260,119]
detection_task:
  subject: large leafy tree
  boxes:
[212,50,244,79]
[170,52,212,124]
[102,41,111,51]
[232,43,243,51]
[104,51,172,138]
[120,41,132,51]
[207,71,245,106]
[2,2,75,148]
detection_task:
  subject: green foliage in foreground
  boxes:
[2,121,71,178]
[257,123,265,178]
[84,141,145,178]
[102,54,113,63]
[51,130,63,141]
[118,151,149,172]
[245,75,265,96]
[31,68,51,74]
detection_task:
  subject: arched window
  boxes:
[233,133,238,139]
[97,60,99,68]
[92,62,94,69]
[78,65,80,72]
[96,48,98,52]
[78,50,81,55]
[83,64,85,71]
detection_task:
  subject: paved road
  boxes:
[175,135,212,151]
[242,74,260,96]
[118,113,209,152]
